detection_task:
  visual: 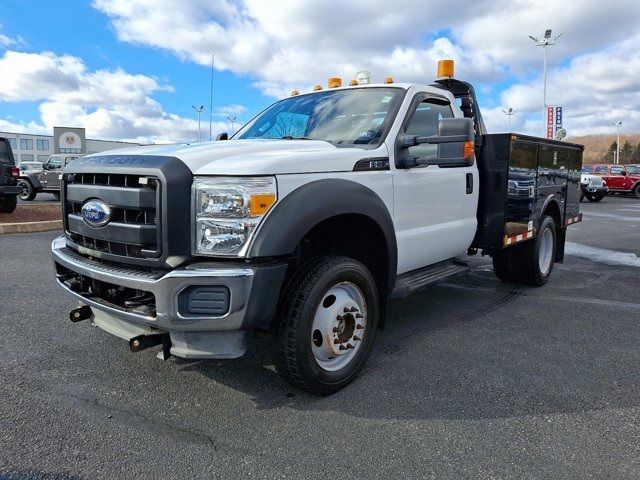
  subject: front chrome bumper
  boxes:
[51,236,286,358]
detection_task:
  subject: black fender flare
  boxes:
[540,194,563,227]
[21,173,41,189]
[248,178,397,292]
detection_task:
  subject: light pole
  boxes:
[501,107,516,130]
[227,116,237,134]
[611,121,623,164]
[529,29,563,137]
[209,53,215,141]
[192,105,204,142]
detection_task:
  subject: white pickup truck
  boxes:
[52,61,583,394]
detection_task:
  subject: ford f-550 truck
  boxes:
[52,61,583,394]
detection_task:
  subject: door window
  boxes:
[47,156,63,169]
[594,165,608,175]
[610,166,626,176]
[404,98,454,160]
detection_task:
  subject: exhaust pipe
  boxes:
[69,305,92,323]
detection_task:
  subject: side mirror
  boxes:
[622,170,627,176]
[43,163,50,170]
[216,132,229,141]
[397,117,474,168]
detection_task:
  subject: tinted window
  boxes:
[610,166,625,176]
[0,140,13,163]
[626,165,640,174]
[594,165,608,174]
[581,165,594,173]
[47,156,63,168]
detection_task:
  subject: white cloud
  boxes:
[92,0,640,135]
[0,50,232,142]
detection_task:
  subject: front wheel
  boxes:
[274,255,379,395]
[633,184,640,199]
[0,195,17,213]
[17,179,36,201]
[586,193,604,202]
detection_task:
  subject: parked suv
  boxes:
[18,154,82,201]
[587,164,640,198]
[580,165,608,202]
[0,137,21,213]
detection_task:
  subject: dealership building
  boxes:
[0,126,143,163]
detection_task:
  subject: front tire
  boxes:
[633,184,640,199]
[586,193,604,202]
[0,195,17,213]
[17,179,36,201]
[274,255,379,395]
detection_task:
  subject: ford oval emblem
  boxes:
[81,200,111,227]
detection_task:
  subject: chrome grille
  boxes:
[63,173,161,259]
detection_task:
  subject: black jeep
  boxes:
[0,137,21,213]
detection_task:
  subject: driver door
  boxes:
[40,155,63,188]
[392,95,478,274]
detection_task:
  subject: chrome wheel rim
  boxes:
[311,282,367,372]
[538,228,553,276]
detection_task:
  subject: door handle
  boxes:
[466,173,473,194]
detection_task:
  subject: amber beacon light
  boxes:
[436,59,455,80]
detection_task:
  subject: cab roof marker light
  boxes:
[436,59,455,80]
[349,79,358,86]
[313,84,323,91]
[291,90,300,96]
[356,71,372,85]
[328,77,342,88]
[384,76,394,84]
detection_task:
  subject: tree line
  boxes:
[603,141,640,164]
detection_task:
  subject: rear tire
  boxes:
[0,195,17,213]
[17,179,36,201]
[633,184,640,199]
[274,255,379,395]
[512,215,556,286]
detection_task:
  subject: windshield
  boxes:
[235,87,404,147]
[626,165,640,174]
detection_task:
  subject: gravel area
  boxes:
[0,205,62,223]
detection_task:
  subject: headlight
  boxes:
[193,177,277,256]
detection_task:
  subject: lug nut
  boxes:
[356,313,363,319]
[332,327,338,333]
[339,345,347,351]
[336,315,344,321]
[346,343,354,349]
[343,307,350,313]
[334,338,341,344]
[356,324,364,330]
[353,335,361,341]
[350,307,358,312]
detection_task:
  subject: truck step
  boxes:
[390,259,469,298]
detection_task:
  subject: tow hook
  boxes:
[129,333,172,361]
[69,305,92,323]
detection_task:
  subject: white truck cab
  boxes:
[52,61,584,394]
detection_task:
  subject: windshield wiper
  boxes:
[281,136,311,140]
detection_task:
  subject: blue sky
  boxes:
[1,0,639,142]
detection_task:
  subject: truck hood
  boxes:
[90,139,385,175]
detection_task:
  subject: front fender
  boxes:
[247,178,397,291]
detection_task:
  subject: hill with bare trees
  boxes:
[566,133,640,164]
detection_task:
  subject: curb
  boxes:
[0,220,63,234]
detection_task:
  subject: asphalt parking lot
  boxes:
[1,196,639,479]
